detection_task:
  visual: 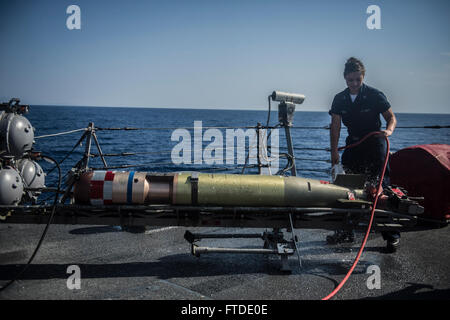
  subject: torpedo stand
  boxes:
[183,101,301,273]
[184,229,296,273]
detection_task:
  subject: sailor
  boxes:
[328,57,400,251]
[329,57,396,181]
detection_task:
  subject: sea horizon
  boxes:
[28,104,450,115]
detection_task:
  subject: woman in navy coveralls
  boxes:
[329,57,400,250]
[329,57,397,182]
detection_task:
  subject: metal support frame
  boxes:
[277,101,302,268]
[184,228,296,272]
[82,122,108,170]
[60,122,108,204]
[262,228,295,272]
[0,203,422,231]
[278,101,297,176]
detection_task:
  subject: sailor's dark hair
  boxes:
[344,57,365,77]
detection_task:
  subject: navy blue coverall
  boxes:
[329,83,399,246]
[329,83,391,185]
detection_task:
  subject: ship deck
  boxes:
[0,222,449,300]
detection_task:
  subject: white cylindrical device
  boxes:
[271,91,305,105]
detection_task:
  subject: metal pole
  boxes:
[256,122,262,175]
[192,246,278,255]
[184,231,262,243]
[92,131,108,168]
[83,122,94,170]
[289,212,302,268]
[284,125,297,177]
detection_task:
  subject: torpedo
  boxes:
[73,171,366,207]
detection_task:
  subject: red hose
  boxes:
[322,131,390,300]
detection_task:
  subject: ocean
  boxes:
[26,105,450,193]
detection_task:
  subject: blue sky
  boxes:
[1,0,449,113]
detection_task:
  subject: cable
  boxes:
[0,155,62,292]
[44,135,85,176]
[241,130,259,174]
[89,145,251,158]
[289,125,450,130]
[32,125,448,138]
[242,96,274,174]
[321,131,390,300]
[275,153,294,176]
[266,95,272,130]
[95,125,258,131]
[34,128,86,139]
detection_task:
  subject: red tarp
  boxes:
[390,144,450,221]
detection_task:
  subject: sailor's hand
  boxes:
[331,150,340,165]
[378,129,393,137]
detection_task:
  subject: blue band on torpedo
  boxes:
[127,171,135,204]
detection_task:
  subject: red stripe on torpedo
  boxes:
[105,171,115,181]
[90,180,104,199]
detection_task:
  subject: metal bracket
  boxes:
[277,243,295,273]
[185,228,297,273]
[190,172,199,205]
